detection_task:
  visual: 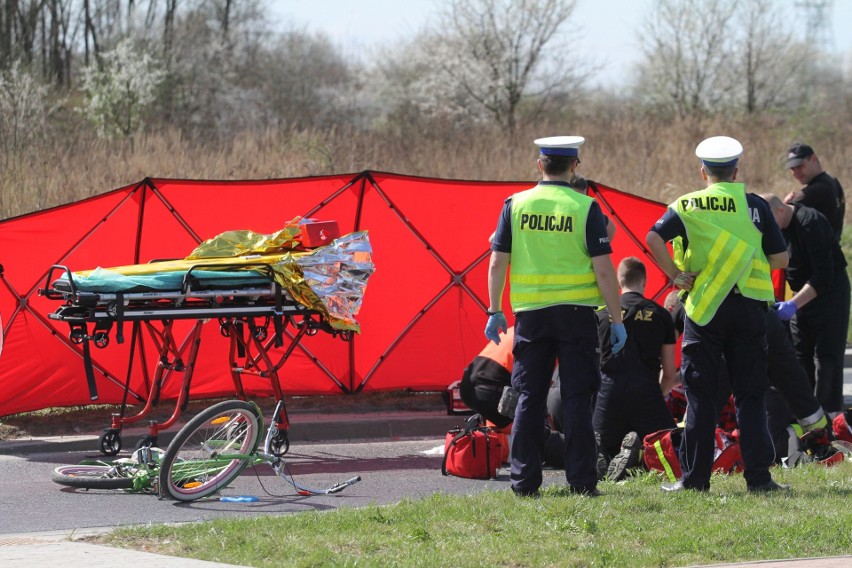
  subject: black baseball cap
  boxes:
[785,143,814,169]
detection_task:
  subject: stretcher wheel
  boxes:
[69,329,86,344]
[253,326,267,341]
[93,332,109,348]
[99,428,122,456]
[135,435,157,451]
[296,314,321,335]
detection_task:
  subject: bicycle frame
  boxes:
[162,399,360,499]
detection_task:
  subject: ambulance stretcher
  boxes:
[38,228,372,456]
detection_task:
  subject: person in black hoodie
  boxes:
[763,193,850,419]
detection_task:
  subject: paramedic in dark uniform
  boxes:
[485,135,626,497]
[762,194,850,419]
[783,143,845,241]
[594,256,678,480]
[645,136,790,493]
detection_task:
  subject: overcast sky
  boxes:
[270,0,852,88]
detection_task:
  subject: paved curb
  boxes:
[0,409,467,455]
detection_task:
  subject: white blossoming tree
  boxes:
[0,61,51,159]
[79,38,166,139]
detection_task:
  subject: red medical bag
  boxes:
[442,425,503,479]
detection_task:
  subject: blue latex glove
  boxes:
[774,300,798,321]
[484,312,508,344]
[610,322,627,354]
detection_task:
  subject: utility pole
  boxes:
[794,0,834,52]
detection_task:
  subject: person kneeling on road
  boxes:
[460,326,564,468]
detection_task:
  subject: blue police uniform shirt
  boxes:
[491,181,612,256]
[649,193,786,257]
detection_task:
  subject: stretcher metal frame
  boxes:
[39,262,352,456]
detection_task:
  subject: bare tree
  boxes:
[381,0,580,133]
[161,0,175,60]
[1,1,11,63]
[633,0,736,117]
[0,60,52,167]
[253,29,353,130]
[10,0,44,66]
[152,0,278,137]
[633,0,824,117]
[733,0,813,113]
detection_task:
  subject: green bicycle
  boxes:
[158,399,361,502]
[52,446,163,492]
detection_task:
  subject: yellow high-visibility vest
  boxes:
[672,183,774,325]
[509,184,604,312]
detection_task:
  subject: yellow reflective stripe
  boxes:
[752,258,770,271]
[510,272,597,285]
[711,236,750,281]
[690,235,750,323]
[804,415,828,432]
[739,256,774,300]
[743,276,774,293]
[790,423,803,437]
[511,287,601,304]
[653,440,678,482]
[745,260,772,288]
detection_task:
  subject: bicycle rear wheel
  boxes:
[159,399,263,502]
[51,465,135,490]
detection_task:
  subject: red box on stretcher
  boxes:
[300,220,340,248]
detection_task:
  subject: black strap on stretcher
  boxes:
[273,284,284,347]
[114,293,125,344]
[80,323,99,401]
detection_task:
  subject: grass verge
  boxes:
[94,463,852,568]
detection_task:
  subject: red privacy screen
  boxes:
[0,172,668,416]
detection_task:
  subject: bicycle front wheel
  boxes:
[51,465,135,490]
[159,400,263,502]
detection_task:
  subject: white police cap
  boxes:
[695,136,743,168]
[534,136,584,158]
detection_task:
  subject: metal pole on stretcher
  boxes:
[97,314,318,457]
[223,316,316,457]
[99,319,205,455]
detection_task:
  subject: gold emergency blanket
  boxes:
[74,218,374,332]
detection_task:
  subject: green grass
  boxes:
[95,464,852,567]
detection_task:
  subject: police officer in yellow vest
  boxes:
[486,135,626,497]
[646,136,790,493]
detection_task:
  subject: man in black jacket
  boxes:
[763,194,850,418]
[783,143,845,241]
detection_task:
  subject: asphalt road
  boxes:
[2,365,850,537]
[0,437,513,535]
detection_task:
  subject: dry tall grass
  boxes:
[2,107,850,221]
